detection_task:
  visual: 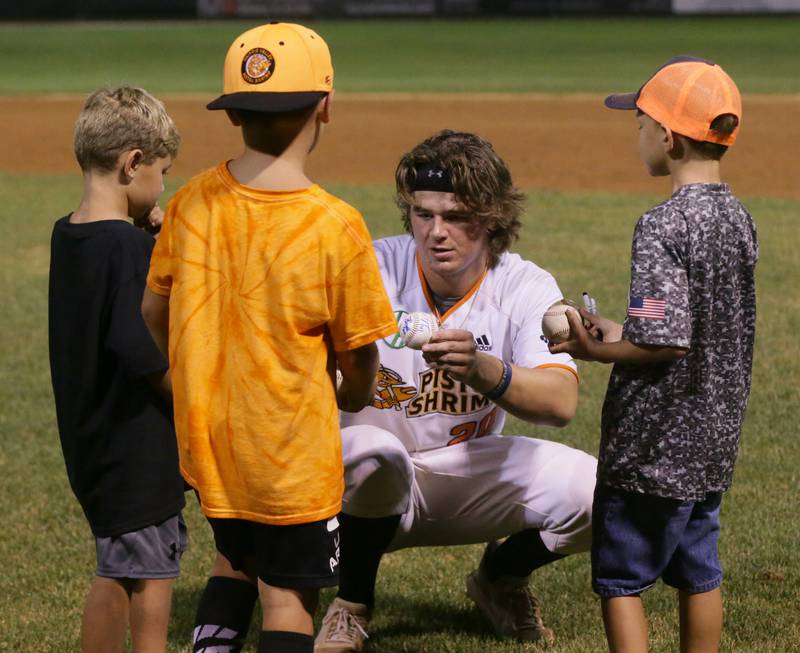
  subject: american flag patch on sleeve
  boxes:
[628,296,666,319]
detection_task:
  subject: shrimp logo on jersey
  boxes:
[241,48,275,84]
[371,365,417,410]
[406,368,492,418]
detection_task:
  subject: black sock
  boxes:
[257,630,313,653]
[193,576,259,652]
[486,529,565,581]
[336,513,401,608]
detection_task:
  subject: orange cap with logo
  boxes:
[605,56,741,146]
[207,22,333,112]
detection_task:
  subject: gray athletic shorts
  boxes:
[95,513,188,579]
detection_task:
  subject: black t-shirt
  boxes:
[48,217,185,537]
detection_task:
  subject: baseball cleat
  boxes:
[466,542,555,645]
[315,597,370,652]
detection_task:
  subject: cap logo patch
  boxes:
[241,48,275,84]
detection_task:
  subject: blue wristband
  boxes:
[485,361,512,400]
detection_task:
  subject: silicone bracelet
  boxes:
[485,361,512,400]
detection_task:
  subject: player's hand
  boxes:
[548,308,602,361]
[421,328,478,383]
[134,204,164,235]
[581,308,623,343]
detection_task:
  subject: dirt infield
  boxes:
[3,94,798,199]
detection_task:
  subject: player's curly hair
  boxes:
[74,86,180,172]
[395,130,525,267]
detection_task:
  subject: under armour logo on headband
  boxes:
[412,164,454,192]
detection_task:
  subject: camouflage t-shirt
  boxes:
[599,183,758,500]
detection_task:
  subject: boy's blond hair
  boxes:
[74,87,180,172]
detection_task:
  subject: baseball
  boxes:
[541,301,577,343]
[399,311,439,349]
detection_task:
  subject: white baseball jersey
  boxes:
[341,235,577,453]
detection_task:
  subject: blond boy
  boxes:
[48,87,184,653]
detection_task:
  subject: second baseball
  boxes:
[541,301,576,343]
[399,311,439,349]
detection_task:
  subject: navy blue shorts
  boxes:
[591,484,723,598]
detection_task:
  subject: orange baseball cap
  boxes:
[207,22,333,112]
[605,56,741,146]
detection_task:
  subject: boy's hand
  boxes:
[134,204,164,235]
[551,310,685,365]
[549,308,608,361]
[581,309,623,343]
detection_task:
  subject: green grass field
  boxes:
[1,18,800,94]
[1,17,798,653]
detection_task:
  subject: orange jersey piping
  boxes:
[416,254,488,323]
[536,363,580,383]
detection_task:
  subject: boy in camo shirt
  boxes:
[551,56,757,652]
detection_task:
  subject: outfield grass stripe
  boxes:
[1,18,799,94]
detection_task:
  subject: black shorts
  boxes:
[208,515,340,589]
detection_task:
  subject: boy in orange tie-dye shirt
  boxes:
[142,23,396,653]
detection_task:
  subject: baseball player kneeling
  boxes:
[316,130,597,651]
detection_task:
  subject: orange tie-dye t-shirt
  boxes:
[147,163,397,525]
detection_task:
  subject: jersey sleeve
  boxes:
[511,269,577,376]
[327,222,397,352]
[623,212,691,348]
[146,201,176,297]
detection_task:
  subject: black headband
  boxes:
[411,164,454,193]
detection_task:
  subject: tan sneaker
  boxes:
[466,542,555,645]
[315,597,370,652]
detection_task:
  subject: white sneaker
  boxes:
[315,597,370,652]
[466,542,555,645]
